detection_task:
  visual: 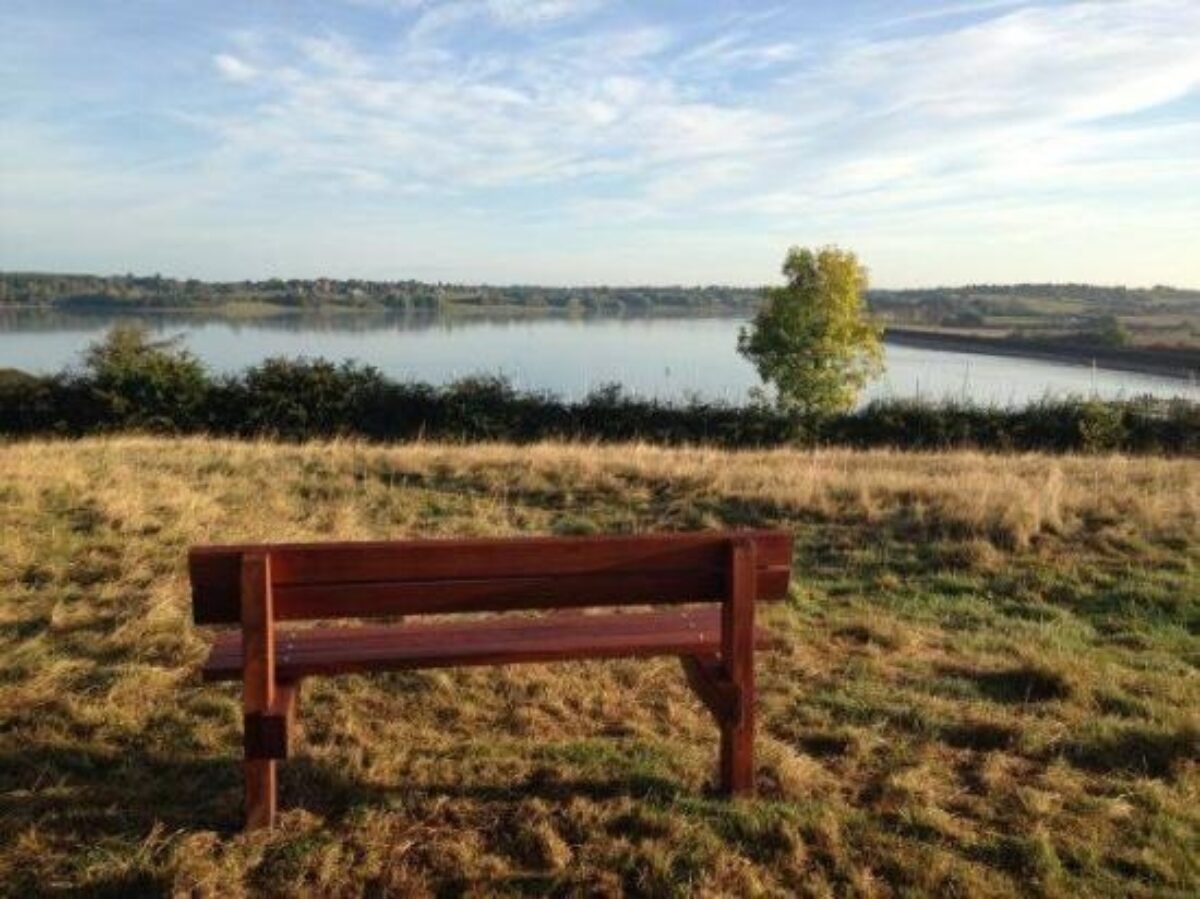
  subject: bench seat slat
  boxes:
[202,608,777,681]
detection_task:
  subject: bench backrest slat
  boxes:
[191,531,792,625]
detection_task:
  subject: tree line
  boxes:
[0,273,762,315]
[5,272,1197,321]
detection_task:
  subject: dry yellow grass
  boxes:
[0,437,1197,897]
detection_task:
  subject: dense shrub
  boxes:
[0,368,60,434]
[0,331,1196,454]
[217,358,390,439]
[79,325,211,432]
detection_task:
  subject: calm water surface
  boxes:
[1,309,1195,406]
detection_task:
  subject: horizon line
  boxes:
[4,269,1197,295]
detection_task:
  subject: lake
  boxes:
[1,308,1196,406]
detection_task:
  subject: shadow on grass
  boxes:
[1061,723,1199,779]
[285,754,687,821]
[936,663,1072,704]
[0,745,241,897]
[0,742,691,896]
[0,740,690,846]
[0,744,240,840]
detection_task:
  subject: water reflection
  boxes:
[0,307,1195,406]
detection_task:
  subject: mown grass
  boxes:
[0,438,1197,897]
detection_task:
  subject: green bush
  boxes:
[80,325,210,432]
[1074,400,1126,452]
[225,358,389,439]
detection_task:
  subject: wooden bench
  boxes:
[191,530,793,829]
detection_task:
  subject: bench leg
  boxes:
[719,696,754,796]
[245,759,277,830]
[241,552,281,831]
[680,653,754,796]
[720,537,757,797]
[243,679,301,831]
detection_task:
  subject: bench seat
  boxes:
[202,607,777,682]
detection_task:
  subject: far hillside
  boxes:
[1,272,1196,321]
[871,283,1200,350]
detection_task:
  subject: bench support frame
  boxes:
[721,537,757,795]
[678,538,756,796]
[241,552,293,830]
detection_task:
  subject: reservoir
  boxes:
[1,309,1195,406]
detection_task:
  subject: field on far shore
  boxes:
[0,438,1197,897]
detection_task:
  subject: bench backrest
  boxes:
[190,531,792,625]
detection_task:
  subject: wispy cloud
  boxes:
[879,0,1036,28]
[485,0,606,26]
[205,0,1200,211]
[212,53,257,83]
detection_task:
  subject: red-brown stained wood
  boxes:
[269,532,790,584]
[203,607,775,681]
[241,552,277,830]
[244,760,275,831]
[191,530,793,822]
[719,538,757,796]
[190,531,792,624]
[268,568,789,622]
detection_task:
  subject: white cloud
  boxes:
[405,0,604,39]
[345,0,605,24]
[198,18,789,198]
[676,32,803,72]
[879,0,1034,28]
[485,0,603,26]
[826,0,1200,128]
[213,53,257,83]
[296,36,369,75]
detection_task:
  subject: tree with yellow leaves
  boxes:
[739,246,883,416]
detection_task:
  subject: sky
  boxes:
[1,0,1198,288]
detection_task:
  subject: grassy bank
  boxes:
[0,437,1197,896]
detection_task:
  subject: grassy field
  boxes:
[0,438,1197,897]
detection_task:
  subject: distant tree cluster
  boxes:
[0,272,764,315]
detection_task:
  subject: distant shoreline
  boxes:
[4,298,1199,381]
[885,327,1200,381]
[0,298,753,320]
